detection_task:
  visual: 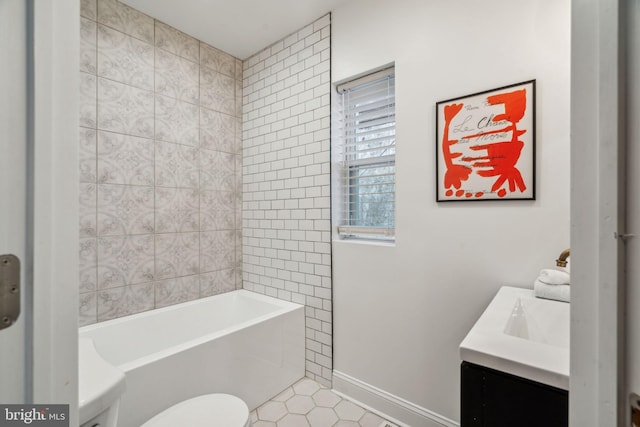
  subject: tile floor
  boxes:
[251,378,398,427]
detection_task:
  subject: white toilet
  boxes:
[141,394,251,427]
[79,337,252,427]
[79,338,126,427]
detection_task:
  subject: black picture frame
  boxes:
[435,80,536,202]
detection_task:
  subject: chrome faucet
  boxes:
[555,249,570,268]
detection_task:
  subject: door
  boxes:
[570,0,627,426]
[0,0,29,404]
[1,2,80,416]
[627,0,640,423]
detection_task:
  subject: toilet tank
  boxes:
[80,402,121,427]
[79,338,126,427]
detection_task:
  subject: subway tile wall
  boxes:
[79,0,243,324]
[242,15,332,386]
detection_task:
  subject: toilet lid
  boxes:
[141,394,250,427]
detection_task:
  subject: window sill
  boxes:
[332,237,396,248]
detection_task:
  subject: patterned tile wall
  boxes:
[79,0,243,325]
[242,15,332,386]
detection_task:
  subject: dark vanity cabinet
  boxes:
[461,361,568,427]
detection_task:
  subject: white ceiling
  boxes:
[121,0,350,60]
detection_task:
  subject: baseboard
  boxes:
[332,370,459,427]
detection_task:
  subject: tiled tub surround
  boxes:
[79,0,243,324]
[242,16,332,386]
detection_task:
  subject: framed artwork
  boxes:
[435,80,536,201]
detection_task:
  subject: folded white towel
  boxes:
[534,279,570,303]
[538,268,570,286]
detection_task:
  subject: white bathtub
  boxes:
[80,290,305,427]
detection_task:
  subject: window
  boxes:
[336,67,396,240]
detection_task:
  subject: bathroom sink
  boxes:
[503,294,569,348]
[459,286,569,390]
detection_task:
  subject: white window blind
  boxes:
[337,68,395,239]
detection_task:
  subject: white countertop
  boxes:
[459,286,570,390]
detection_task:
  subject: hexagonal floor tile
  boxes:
[257,401,287,422]
[285,394,315,415]
[312,388,342,408]
[359,411,387,427]
[277,414,310,427]
[253,379,396,427]
[293,378,322,396]
[307,407,338,427]
[334,400,365,421]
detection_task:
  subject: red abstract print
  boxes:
[441,88,528,199]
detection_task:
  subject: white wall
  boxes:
[331,0,571,424]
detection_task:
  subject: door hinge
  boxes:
[0,254,20,330]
